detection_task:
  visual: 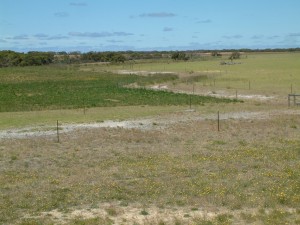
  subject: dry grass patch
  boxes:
[0,110,299,224]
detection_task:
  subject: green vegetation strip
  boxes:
[0,66,237,112]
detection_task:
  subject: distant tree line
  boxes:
[81,52,126,63]
[0,51,54,67]
[0,48,299,67]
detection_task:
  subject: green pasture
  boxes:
[0,66,235,113]
[86,52,300,95]
[0,64,238,129]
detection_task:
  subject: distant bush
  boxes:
[171,51,189,61]
[81,51,126,63]
[229,51,241,60]
[0,51,54,67]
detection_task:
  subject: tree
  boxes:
[211,51,222,57]
[229,51,240,61]
[171,51,189,61]
[0,51,23,67]
[111,53,126,63]
[20,52,54,66]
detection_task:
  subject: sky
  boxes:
[1,0,300,52]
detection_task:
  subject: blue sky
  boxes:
[1,0,300,52]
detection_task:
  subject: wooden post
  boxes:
[189,95,192,109]
[57,120,60,143]
[83,99,86,115]
[218,111,220,131]
[291,84,293,94]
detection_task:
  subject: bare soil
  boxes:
[1,109,299,140]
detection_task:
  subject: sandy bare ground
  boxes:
[117,70,175,76]
[24,203,219,225]
[149,84,276,101]
[1,109,299,140]
[23,202,297,225]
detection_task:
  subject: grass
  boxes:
[0,105,188,130]
[1,113,299,224]
[0,65,236,112]
[90,52,300,96]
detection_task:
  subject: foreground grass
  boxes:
[1,112,299,224]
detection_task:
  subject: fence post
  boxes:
[57,120,60,143]
[218,111,220,132]
[83,99,86,115]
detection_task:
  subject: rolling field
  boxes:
[0,52,300,225]
[85,52,300,97]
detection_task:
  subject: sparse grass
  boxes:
[136,73,178,86]
[140,209,149,216]
[0,113,299,224]
[105,206,118,216]
[17,218,55,225]
[68,217,113,225]
[0,105,188,130]
[84,52,300,96]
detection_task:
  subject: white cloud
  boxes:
[45,35,69,40]
[7,35,29,40]
[268,35,280,39]
[54,12,69,17]
[222,35,243,39]
[139,12,176,18]
[197,19,212,24]
[107,40,124,43]
[251,35,264,40]
[68,31,134,38]
[289,33,300,37]
[34,33,49,38]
